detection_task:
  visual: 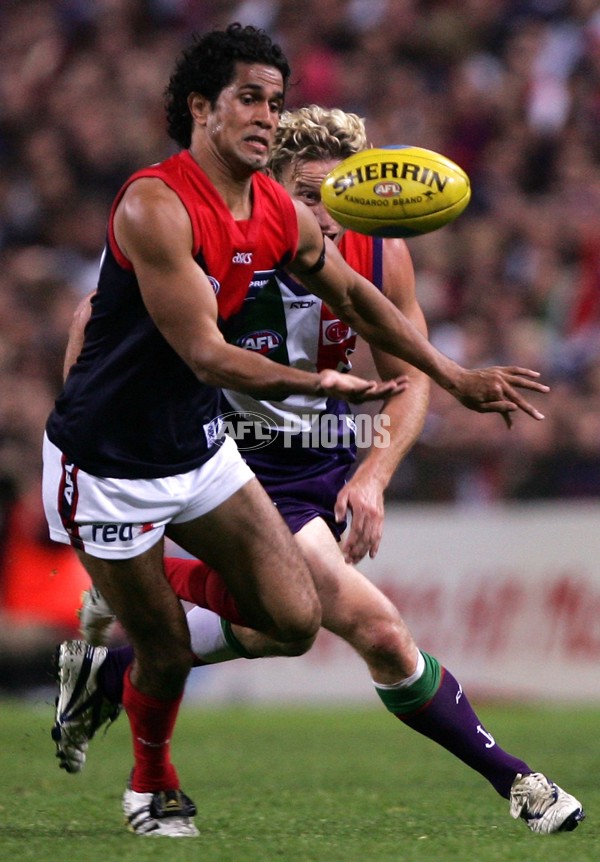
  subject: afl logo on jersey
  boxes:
[323,320,351,344]
[207,276,220,294]
[237,330,283,354]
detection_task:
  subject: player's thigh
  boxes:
[295,517,401,633]
[166,477,320,632]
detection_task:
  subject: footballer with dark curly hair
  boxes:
[46,22,553,838]
[165,23,291,149]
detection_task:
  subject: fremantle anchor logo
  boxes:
[476,725,496,749]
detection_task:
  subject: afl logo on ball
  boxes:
[237,329,283,354]
[374,182,402,198]
[207,276,220,294]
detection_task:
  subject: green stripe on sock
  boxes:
[375,651,441,714]
[220,619,254,659]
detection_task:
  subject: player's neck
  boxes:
[188,143,254,220]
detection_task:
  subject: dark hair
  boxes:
[164,23,291,149]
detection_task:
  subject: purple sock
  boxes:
[98,645,133,704]
[398,667,532,798]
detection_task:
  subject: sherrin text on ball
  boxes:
[320,146,471,238]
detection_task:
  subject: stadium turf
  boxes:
[1,697,598,861]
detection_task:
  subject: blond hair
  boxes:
[269,105,367,180]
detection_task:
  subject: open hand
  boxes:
[319,369,408,404]
[335,475,385,564]
[450,367,549,428]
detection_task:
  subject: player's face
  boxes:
[203,63,285,173]
[279,158,346,244]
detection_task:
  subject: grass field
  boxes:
[1,695,598,861]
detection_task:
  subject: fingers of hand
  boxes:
[476,400,517,414]
[509,376,550,393]
[381,378,408,396]
[344,541,366,565]
[477,395,544,421]
[503,386,545,419]
[490,367,549,393]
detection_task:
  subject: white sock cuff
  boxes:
[188,606,235,663]
[372,649,425,691]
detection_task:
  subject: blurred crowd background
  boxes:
[1,0,600,683]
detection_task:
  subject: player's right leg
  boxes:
[43,433,255,837]
[85,549,203,837]
[47,434,319,826]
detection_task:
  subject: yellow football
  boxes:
[320,146,471,238]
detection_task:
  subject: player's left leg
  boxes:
[293,517,584,832]
[295,519,530,792]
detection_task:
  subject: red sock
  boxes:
[122,668,182,792]
[163,556,246,625]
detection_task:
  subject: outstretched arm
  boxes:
[289,200,548,425]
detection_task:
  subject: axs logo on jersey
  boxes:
[232,251,253,265]
[237,329,283,354]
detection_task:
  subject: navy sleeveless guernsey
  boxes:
[46,150,298,478]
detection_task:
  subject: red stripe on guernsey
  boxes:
[57,455,84,551]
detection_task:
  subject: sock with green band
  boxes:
[374,650,441,714]
[376,650,532,798]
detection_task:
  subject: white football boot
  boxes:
[509,772,584,834]
[51,640,121,773]
[123,788,199,837]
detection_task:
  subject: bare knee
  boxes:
[247,632,318,657]
[336,615,418,681]
[232,626,317,658]
[273,633,317,656]
[368,626,418,677]
[268,596,321,645]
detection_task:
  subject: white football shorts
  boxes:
[42,433,254,560]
